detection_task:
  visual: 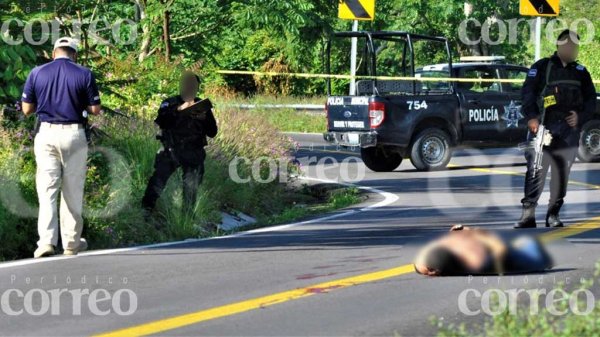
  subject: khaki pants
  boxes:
[34,123,88,250]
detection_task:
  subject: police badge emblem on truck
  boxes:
[502,101,524,128]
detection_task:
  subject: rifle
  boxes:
[517,61,561,176]
[518,124,552,175]
[156,98,213,143]
[85,106,131,144]
[155,98,213,152]
[518,95,555,176]
[178,98,213,120]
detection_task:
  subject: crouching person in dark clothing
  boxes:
[142,71,218,216]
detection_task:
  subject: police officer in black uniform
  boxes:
[142,71,218,215]
[515,30,596,229]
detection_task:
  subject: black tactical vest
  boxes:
[541,59,584,124]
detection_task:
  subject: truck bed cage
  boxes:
[326,31,454,96]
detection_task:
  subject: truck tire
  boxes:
[360,145,403,172]
[409,128,452,171]
[578,120,600,163]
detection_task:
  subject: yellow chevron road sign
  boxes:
[338,0,375,21]
[520,0,560,17]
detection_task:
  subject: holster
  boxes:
[84,118,91,143]
[32,116,41,137]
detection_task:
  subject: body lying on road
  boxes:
[413,225,554,276]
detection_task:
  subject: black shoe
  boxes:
[546,213,564,227]
[546,201,564,228]
[514,205,537,229]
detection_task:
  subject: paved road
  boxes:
[1,133,599,337]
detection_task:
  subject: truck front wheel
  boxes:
[360,145,403,172]
[410,128,452,171]
[578,120,600,163]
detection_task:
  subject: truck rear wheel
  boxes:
[578,120,600,163]
[360,145,403,172]
[409,128,452,171]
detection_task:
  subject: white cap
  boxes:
[53,37,79,53]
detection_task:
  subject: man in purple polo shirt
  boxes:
[21,37,102,258]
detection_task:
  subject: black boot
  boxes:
[514,204,537,229]
[546,202,564,227]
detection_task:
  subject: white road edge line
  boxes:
[0,176,398,270]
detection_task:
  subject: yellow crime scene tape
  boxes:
[217,69,600,85]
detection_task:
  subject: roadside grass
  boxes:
[0,104,361,261]
[243,108,326,134]
[212,93,327,134]
[248,184,362,228]
[431,260,600,337]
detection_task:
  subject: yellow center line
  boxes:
[302,153,600,190]
[447,163,600,241]
[92,264,416,337]
[540,216,600,243]
[93,164,600,337]
[92,216,600,337]
[447,163,600,190]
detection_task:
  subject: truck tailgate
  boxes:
[326,96,371,131]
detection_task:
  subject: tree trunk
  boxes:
[135,0,151,62]
[162,9,171,61]
[75,9,90,65]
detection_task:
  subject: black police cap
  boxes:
[557,29,580,43]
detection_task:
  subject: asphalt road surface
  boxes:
[1,132,600,337]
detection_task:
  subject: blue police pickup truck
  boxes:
[323,31,600,172]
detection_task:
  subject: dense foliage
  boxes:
[0,1,597,261]
[1,0,598,105]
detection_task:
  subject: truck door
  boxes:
[501,67,529,142]
[458,66,512,144]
